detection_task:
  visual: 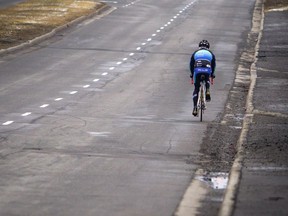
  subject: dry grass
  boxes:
[0,0,104,49]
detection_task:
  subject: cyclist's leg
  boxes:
[205,73,211,101]
[205,73,210,90]
[193,73,201,107]
[192,73,201,116]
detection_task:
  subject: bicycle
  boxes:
[191,75,214,122]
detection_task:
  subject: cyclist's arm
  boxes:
[190,53,195,77]
[211,53,216,77]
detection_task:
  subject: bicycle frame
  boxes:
[197,79,206,122]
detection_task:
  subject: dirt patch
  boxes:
[0,0,105,50]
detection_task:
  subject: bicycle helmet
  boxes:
[199,40,210,49]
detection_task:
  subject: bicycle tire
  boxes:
[200,96,203,122]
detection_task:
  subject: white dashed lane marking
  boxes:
[1,1,196,127]
[40,104,49,108]
[21,112,32,117]
[2,121,14,126]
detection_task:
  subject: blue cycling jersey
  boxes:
[193,49,212,78]
[190,47,216,81]
[194,49,213,62]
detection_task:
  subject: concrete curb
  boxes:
[218,0,265,215]
[174,169,209,216]
[0,4,114,56]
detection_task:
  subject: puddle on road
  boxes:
[196,172,229,189]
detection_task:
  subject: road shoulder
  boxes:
[233,5,288,216]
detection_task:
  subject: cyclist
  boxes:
[190,39,216,116]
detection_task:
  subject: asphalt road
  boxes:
[0,0,256,215]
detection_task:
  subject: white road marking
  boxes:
[2,121,14,126]
[2,0,196,128]
[88,131,111,137]
[248,166,288,171]
[40,104,49,108]
[21,112,32,117]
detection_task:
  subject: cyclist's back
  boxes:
[190,40,216,116]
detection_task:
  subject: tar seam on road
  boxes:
[218,0,265,215]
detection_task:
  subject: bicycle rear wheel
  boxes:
[200,98,203,122]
